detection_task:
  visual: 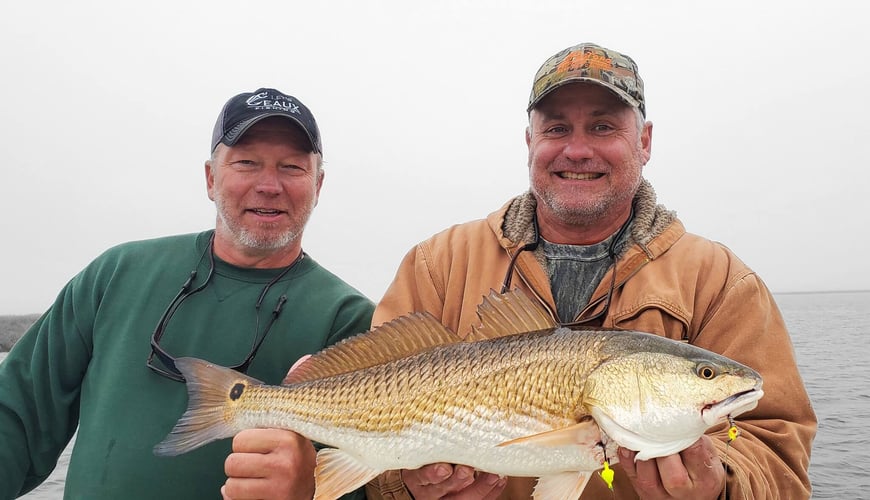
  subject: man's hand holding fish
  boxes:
[401,464,505,500]
[222,428,316,500]
[618,435,726,499]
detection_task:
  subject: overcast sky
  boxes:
[1,1,867,315]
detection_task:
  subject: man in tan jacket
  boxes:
[366,43,816,500]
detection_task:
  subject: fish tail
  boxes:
[154,357,261,456]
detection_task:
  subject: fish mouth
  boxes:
[701,388,764,425]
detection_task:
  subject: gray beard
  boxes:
[213,195,313,252]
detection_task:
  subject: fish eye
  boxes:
[696,363,718,380]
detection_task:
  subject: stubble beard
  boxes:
[532,145,646,226]
[213,193,315,252]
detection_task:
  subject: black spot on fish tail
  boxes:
[230,382,245,400]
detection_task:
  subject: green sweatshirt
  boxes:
[0,231,374,499]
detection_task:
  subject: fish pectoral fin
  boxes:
[314,448,383,500]
[533,471,593,500]
[497,419,602,448]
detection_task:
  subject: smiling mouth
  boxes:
[558,172,603,180]
[250,209,284,216]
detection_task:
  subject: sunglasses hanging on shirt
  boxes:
[145,233,300,382]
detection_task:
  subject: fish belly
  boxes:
[291,408,612,477]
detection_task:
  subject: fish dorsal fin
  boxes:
[468,288,557,341]
[284,312,458,385]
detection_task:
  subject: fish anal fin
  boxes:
[285,312,458,384]
[469,289,556,341]
[533,471,593,500]
[314,448,382,500]
[498,418,602,448]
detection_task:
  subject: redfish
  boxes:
[155,289,763,499]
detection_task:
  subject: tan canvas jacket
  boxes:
[366,181,816,500]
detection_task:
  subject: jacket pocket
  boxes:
[610,299,691,342]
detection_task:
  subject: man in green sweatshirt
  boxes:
[0,88,374,500]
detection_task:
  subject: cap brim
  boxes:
[527,78,641,113]
[221,113,321,154]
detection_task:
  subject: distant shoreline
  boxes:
[773,289,870,295]
[2,289,868,351]
[0,314,41,351]
[0,290,870,352]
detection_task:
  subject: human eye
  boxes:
[544,124,569,135]
[280,163,308,175]
[590,122,615,134]
[231,159,257,170]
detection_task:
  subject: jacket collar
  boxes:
[491,178,679,261]
[487,178,684,322]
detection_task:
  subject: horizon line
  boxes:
[1,289,868,318]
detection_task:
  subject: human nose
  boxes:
[562,132,594,161]
[254,167,282,194]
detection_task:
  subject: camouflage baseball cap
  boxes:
[527,43,645,117]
